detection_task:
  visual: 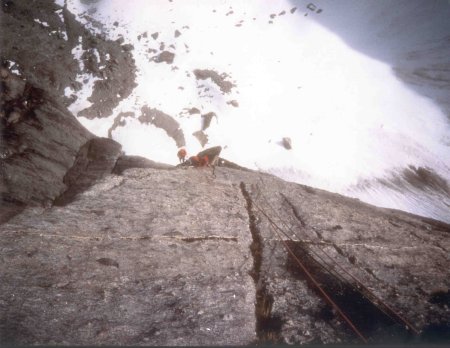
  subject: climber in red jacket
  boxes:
[178,146,222,176]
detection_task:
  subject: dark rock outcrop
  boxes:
[112,155,174,174]
[53,138,123,206]
[1,69,93,222]
[193,69,236,94]
[138,106,185,148]
[192,130,208,147]
[184,107,200,115]
[1,0,137,119]
[201,111,216,131]
[107,111,135,138]
[152,51,175,64]
[282,137,292,150]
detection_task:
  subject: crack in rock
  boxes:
[240,182,283,343]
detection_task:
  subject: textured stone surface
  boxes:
[1,70,93,221]
[1,0,136,118]
[54,138,123,206]
[1,166,449,345]
[1,0,138,222]
[0,168,256,345]
[237,173,450,344]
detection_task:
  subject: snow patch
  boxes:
[7,60,21,76]
[55,9,65,23]
[34,19,50,28]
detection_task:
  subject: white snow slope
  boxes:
[61,0,450,223]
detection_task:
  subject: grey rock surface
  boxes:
[1,0,138,221]
[1,166,449,345]
[237,172,450,344]
[112,155,174,175]
[1,70,93,222]
[54,138,123,206]
[0,168,256,345]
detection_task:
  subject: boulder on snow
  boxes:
[138,106,185,147]
[152,51,175,64]
[282,137,292,150]
[193,69,236,94]
[193,130,209,147]
[227,100,239,107]
[201,112,216,131]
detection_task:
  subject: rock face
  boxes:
[0,168,256,345]
[112,155,174,174]
[1,0,138,222]
[1,166,449,345]
[53,138,123,206]
[0,69,93,222]
[1,0,449,345]
[1,0,137,118]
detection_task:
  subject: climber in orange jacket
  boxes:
[177,148,187,163]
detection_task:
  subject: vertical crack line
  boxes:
[281,193,306,227]
[240,182,282,343]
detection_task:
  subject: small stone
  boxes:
[282,137,292,150]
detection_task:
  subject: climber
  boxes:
[179,146,222,177]
[196,146,222,167]
[177,148,187,163]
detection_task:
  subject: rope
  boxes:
[244,183,368,343]
[256,178,419,335]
